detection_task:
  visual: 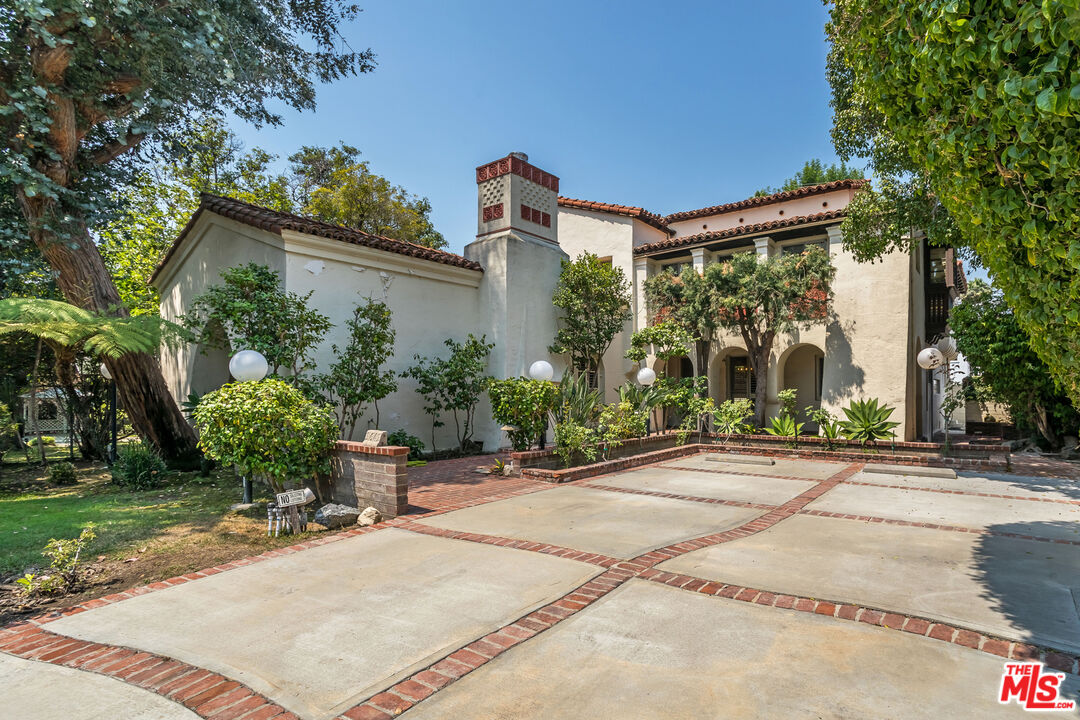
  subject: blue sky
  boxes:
[234,0,851,255]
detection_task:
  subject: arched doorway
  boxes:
[779,344,825,427]
[709,347,756,405]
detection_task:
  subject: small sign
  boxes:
[275,488,314,507]
[362,430,388,447]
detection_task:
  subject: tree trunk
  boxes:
[1033,403,1057,448]
[18,194,199,464]
[751,347,771,429]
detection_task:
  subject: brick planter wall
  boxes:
[520,443,703,483]
[511,432,684,471]
[703,443,1010,473]
[330,441,409,517]
[710,433,1010,460]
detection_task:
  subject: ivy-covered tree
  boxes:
[704,248,835,427]
[826,0,1080,407]
[550,252,632,383]
[317,298,397,438]
[950,280,1077,447]
[0,1,373,462]
[182,264,331,388]
[754,158,865,197]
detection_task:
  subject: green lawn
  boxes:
[0,458,258,576]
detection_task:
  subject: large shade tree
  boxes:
[826,0,1080,407]
[703,248,835,427]
[1,1,374,461]
[644,269,718,393]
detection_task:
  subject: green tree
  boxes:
[950,280,1077,447]
[317,298,398,438]
[754,158,865,197]
[182,264,331,387]
[643,269,718,389]
[550,252,632,383]
[0,1,373,462]
[404,335,494,455]
[303,159,446,249]
[826,0,1080,407]
[487,378,560,452]
[703,248,836,427]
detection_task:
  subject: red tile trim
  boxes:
[840,479,1080,507]
[330,462,863,718]
[798,508,1080,547]
[520,443,705,483]
[0,625,291,719]
[334,441,409,456]
[636,570,1080,674]
[394,521,621,568]
[581,482,777,511]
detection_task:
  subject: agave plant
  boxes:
[839,398,901,446]
[764,414,804,446]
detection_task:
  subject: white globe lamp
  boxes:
[637,367,657,386]
[529,360,554,382]
[229,350,269,382]
[917,347,945,370]
[935,335,958,361]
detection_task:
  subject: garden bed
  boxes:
[516,431,1011,483]
[709,432,1011,461]
[511,431,686,472]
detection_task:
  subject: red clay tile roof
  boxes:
[557,196,673,234]
[634,209,847,256]
[151,194,482,283]
[662,179,868,224]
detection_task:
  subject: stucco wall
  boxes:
[155,215,286,402]
[281,231,487,449]
[667,188,857,238]
[556,209,643,401]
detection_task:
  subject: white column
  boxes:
[633,257,653,330]
[754,236,775,259]
[691,247,712,274]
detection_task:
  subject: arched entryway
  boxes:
[709,346,756,405]
[778,343,825,427]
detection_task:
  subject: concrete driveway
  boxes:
[4,453,1080,719]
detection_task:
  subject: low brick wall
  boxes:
[703,443,1010,473]
[512,432,684,471]
[330,441,409,518]
[520,443,703,483]
[711,433,1010,460]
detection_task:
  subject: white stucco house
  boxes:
[152,151,965,450]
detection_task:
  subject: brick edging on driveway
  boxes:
[637,570,1080,675]
[0,624,294,720]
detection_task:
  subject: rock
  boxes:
[357,506,382,527]
[314,503,361,529]
[1062,436,1080,460]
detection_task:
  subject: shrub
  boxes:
[714,398,753,442]
[48,461,78,486]
[388,429,426,460]
[839,398,901,446]
[549,372,602,427]
[678,395,717,445]
[776,388,799,419]
[598,401,648,457]
[553,419,597,469]
[17,524,96,597]
[40,436,56,446]
[807,406,842,450]
[488,378,560,451]
[111,444,167,489]
[194,379,338,494]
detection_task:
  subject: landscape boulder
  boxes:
[314,503,361,529]
[357,507,382,527]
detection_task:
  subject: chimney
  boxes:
[475,152,559,245]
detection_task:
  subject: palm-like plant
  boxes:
[549,371,603,427]
[839,398,901,446]
[0,298,186,459]
[765,414,804,439]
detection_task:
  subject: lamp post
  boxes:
[229,350,268,503]
[636,366,657,433]
[99,362,117,464]
[529,360,555,449]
